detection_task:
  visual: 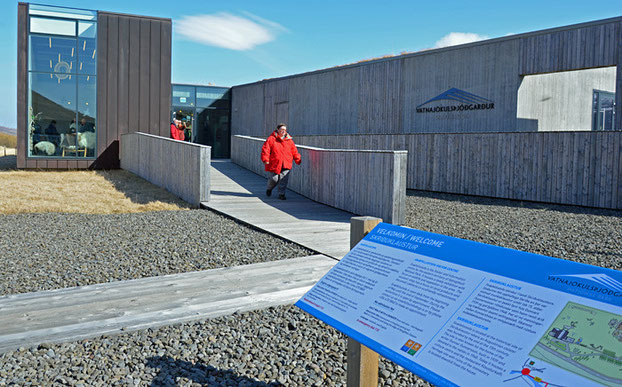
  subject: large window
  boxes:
[171,85,231,158]
[592,90,615,131]
[27,4,97,158]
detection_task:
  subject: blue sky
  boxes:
[1,0,621,128]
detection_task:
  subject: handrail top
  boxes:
[122,132,211,149]
[234,135,408,154]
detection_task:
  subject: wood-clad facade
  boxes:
[293,132,622,210]
[17,3,171,169]
[231,17,622,136]
[230,17,622,209]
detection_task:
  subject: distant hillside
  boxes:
[0,126,16,136]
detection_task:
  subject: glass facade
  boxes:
[171,85,231,158]
[27,4,97,158]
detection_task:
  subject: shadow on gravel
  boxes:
[407,189,622,218]
[146,356,282,386]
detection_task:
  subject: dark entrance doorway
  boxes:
[171,84,231,158]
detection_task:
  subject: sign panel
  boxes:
[295,223,622,387]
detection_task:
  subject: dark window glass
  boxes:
[196,87,230,108]
[592,90,615,131]
[196,108,230,158]
[172,85,195,107]
[29,35,77,73]
[28,72,77,156]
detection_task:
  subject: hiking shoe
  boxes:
[266,189,272,197]
[278,194,286,200]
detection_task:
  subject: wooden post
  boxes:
[347,216,382,387]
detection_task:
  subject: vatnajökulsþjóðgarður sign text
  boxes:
[295,223,622,387]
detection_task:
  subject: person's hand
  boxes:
[264,161,269,165]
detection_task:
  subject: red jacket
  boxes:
[170,123,185,141]
[261,131,301,174]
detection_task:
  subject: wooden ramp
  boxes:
[204,160,353,259]
[0,255,336,354]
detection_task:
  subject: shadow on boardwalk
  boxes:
[146,356,282,386]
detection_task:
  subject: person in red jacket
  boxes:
[170,119,185,141]
[261,123,302,200]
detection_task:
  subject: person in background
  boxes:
[170,115,185,141]
[78,117,95,133]
[43,120,59,150]
[261,123,301,200]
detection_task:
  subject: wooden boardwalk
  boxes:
[204,160,353,259]
[0,255,336,354]
[0,160,355,353]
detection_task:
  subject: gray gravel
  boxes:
[0,305,427,386]
[0,210,314,296]
[405,190,621,271]
[1,191,620,386]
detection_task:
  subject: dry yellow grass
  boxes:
[0,133,16,148]
[0,169,191,214]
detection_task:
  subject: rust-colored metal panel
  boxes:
[117,16,130,139]
[148,21,161,135]
[17,3,28,168]
[159,20,172,137]
[97,14,108,158]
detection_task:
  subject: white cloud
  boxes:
[434,32,489,48]
[175,12,286,51]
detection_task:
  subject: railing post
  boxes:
[348,216,382,387]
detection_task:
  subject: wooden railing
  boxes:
[120,132,210,206]
[231,135,407,224]
[294,131,622,210]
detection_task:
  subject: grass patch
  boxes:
[0,133,16,148]
[0,169,191,214]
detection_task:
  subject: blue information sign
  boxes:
[296,223,622,387]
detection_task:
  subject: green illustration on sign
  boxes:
[529,301,622,386]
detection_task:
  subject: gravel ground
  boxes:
[0,210,314,296]
[1,192,620,386]
[0,305,426,386]
[404,190,621,271]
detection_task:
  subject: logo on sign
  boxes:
[548,273,622,297]
[416,88,494,113]
[400,340,422,356]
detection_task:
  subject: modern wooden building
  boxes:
[231,17,622,209]
[232,17,621,136]
[17,3,172,169]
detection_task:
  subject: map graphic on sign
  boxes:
[504,359,565,387]
[529,301,622,386]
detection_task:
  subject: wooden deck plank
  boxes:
[204,160,354,259]
[0,255,336,354]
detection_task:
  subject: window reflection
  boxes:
[29,73,76,156]
[27,7,97,158]
[171,84,231,158]
[172,86,195,107]
[29,35,76,74]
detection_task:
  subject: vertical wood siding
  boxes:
[16,3,28,168]
[94,13,171,169]
[231,135,407,224]
[292,132,622,209]
[120,132,210,206]
[518,22,620,74]
[230,18,619,140]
